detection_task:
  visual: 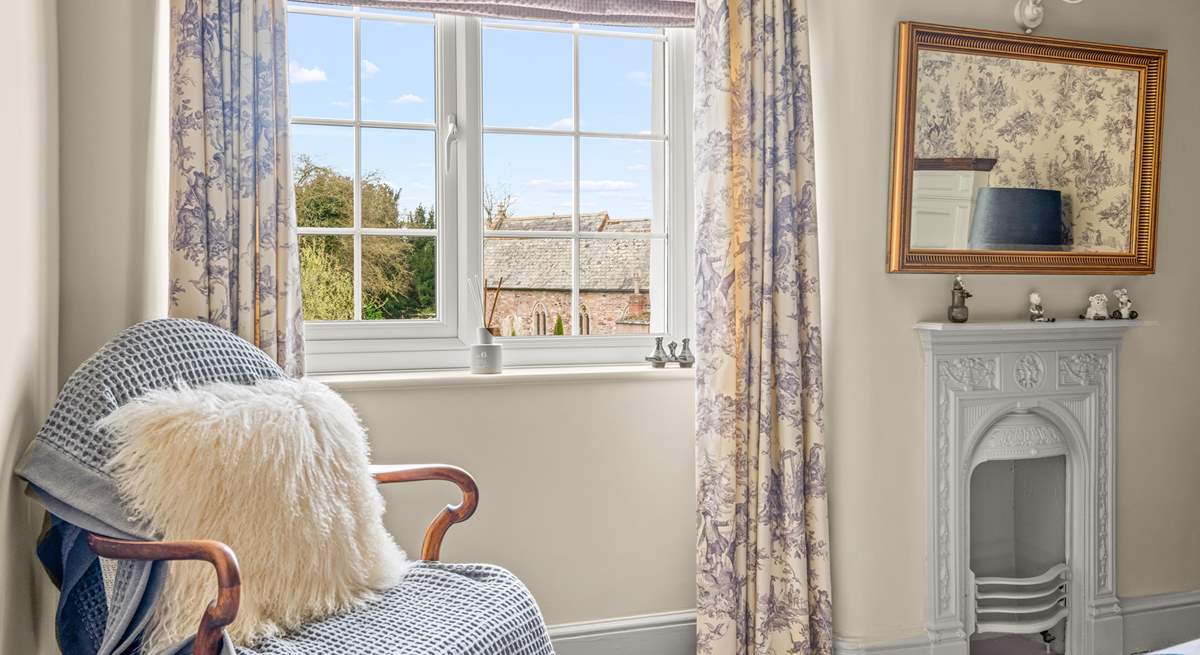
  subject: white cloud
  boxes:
[330,100,351,108]
[527,179,637,192]
[289,61,327,84]
[547,117,574,130]
[361,59,380,78]
[582,180,637,191]
[391,93,425,104]
[625,163,649,172]
[626,70,651,88]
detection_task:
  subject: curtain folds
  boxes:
[168,0,305,375]
[300,0,695,26]
[693,0,831,653]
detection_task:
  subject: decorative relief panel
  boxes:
[1059,351,1113,590]
[1014,353,1046,390]
[931,356,999,615]
[939,356,999,391]
[977,423,1066,462]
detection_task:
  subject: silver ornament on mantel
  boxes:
[947,275,972,323]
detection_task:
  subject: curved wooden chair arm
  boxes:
[370,464,479,561]
[87,533,240,655]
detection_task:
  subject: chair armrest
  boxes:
[87,533,240,655]
[370,464,479,561]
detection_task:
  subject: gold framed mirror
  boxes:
[887,22,1167,274]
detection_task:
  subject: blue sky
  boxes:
[287,11,664,226]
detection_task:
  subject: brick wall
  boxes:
[484,289,650,336]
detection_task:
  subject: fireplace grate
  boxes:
[973,563,1069,635]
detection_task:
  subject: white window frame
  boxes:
[290,4,694,374]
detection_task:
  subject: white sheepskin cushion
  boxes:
[97,378,409,651]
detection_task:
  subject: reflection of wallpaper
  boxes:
[915,51,1138,251]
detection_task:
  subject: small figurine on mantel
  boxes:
[947,275,972,323]
[1110,288,1139,320]
[1028,292,1056,323]
[1079,293,1110,320]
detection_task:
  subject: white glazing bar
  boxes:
[298,227,439,237]
[293,116,436,131]
[569,26,581,336]
[352,11,363,321]
[483,229,667,240]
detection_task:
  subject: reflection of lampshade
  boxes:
[968,187,1063,250]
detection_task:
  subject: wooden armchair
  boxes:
[87,464,479,655]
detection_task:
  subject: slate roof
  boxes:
[484,212,651,291]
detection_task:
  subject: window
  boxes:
[287,3,693,373]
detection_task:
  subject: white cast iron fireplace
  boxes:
[917,320,1142,655]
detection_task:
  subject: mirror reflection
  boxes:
[910,49,1139,253]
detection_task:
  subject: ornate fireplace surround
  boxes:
[917,320,1144,655]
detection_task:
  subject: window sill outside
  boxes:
[314,364,695,391]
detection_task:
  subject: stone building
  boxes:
[483,212,651,336]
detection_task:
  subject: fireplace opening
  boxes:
[969,421,1069,654]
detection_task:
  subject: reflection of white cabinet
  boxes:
[911,170,990,249]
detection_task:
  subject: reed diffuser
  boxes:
[467,276,502,374]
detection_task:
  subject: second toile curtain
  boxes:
[169,0,305,374]
[693,0,832,653]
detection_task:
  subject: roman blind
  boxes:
[302,0,695,26]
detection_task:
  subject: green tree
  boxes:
[293,156,436,320]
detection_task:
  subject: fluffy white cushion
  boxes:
[98,378,409,651]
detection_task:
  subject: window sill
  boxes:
[313,364,695,391]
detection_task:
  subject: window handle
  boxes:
[444,113,459,173]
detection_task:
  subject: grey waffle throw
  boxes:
[16,319,554,655]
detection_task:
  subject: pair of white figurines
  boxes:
[1028,289,1137,322]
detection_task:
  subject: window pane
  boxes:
[288,13,352,119]
[293,125,354,228]
[299,235,354,320]
[579,36,662,134]
[484,238,573,335]
[482,27,572,129]
[483,134,573,230]
[361,19,435,124]
[579,137,664,231]
[362,236,436,320]
[579,238,655,335]
[361,128,436,228]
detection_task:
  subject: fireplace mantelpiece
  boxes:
[916,320,1146,655]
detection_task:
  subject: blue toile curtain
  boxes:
[693,0,831,653]
[169,0,305,375]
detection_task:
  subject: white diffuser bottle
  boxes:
[470,327,503,374]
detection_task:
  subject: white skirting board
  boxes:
[543,593,1200,655]
[548,610,696,655]
[1122,590,1200,654]
[829,590,1200,655]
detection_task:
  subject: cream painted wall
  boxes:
[808,0,1200,645]
[333,375,697,626]
[47,0,1200,646]
[57,0,166,384]
[0,1,59,652]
